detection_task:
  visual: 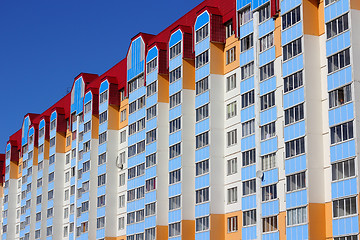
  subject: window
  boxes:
[196,159,209,176]
[226,74,237,92]
[64,207,69,218]
[129,101,137,114]
[241,62,254,80]
[137,96,146,109]
[169,195,181,210]
[326,13,349,39]
[83,140,91,152]
[128,74,144,93]
[242,119,255,137]
[227,187,237,204]
[227,216,238,233]
[39,144,44,154]
[146,178,156,192]
[127,189,136,202]
[39,127,45,138]
[120,109,127,122]
[196,77,209,95]
[118,217,125,230]
[262,153,276,170]
[196,187,209,204]
[226,101,237,119]
[146,153,156,168]
[287,206,307,225]
[81,201,89,212]
[84,102,92,114]
[334,236,358,240]
[82,181,90,192]
[332,158,355,181]
[238,6,252,26]
[49,155,55,165]
[169,222,181,237]
[147,58,157,74]
[169,66,181,83]
[260,91,275,110]
[120,130,126,144]
[36,212,41,221]
[170,42,181,59]
[284,71,303,93]
[287,172,306,192]
[263,216,277,233]
[146,129,156,144]
[99,131,107,144]
[196,216,209,232]
[285,104,304,125]
[65,172,70,183]
[137,140,145,154]
[83,160,90,172]
[170,117,181,133]
[196,132,209,149]
[283,38,302,61]
[328,48,351,74]
[285,137,305,158]
[81,221,88,233]
[240,34,253,52]
[97,217,105,229]
[97,195,106,207]
[226,47,236,64]
[227,158,237,175]
[98,153,106,165]
[37,178,42,188]
[260,32,274,52]
[227,129,237,147]
[147,82,157,97]
[243,179,256,196]
[261,122,276,140]
[325,0,339,5]
[225,20,234,39]
[36,195,42,204]
[241,90,255,108]
[119,173,125,186]
[99,111,108,124]
[64,226,68,237]
[84,122,92,135]
[169,143,181,159]
[169,169,181,184]
[243,209,256,226]
[195,50,209,68]
[128,144,136,157]
[145,202,156,216]
[48,172,54,182]
[47,208,53,218]
[147,105,157,120]
[259,4,270,23]
[100,91,108,104]
[72,148,76,158]
[98,174,106,186]
[127,212,135,224]
[260,62,274,81]
[330,121,354,144]
[136,209,144,222]
[243,149,255,166]
[282,6,301,30]
[196,104,209,122]
[262,184,277,201]
[195,24,209,43]
[50,137,55,148]
[329,84,352,109]
[47,226,53,236]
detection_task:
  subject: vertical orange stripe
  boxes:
[158,74,169,103]
[182,220,195,240]
[350,0,360,10]
[210,214,225,240]
[156,225,168,240]
[210,43,225,75]
[274,17,282,58]
[182,59,195,90]
[279,211,287,240]
[225,211,242,240]
[308,203,326,239]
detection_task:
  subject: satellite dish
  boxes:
[256,170,264,180]
[116,155,124,169]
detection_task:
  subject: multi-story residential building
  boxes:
[1,0,360,239]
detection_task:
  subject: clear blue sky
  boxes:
[0,0,203,151]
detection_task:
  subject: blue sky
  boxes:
[0,0,203,151]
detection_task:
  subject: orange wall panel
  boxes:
[325,202,333,239]
[119,98,128,130]
[10,159,20,179]
[225,211,242,240]
[210,43,225,75]
[183,59,196,90]
[279,211,286,240]
[32,146,38,166]
[91,115,99,139]
[55,132,66,154]
[65,129,72,153]
[158,74,170,103]
[303,0,325,36]
[224,35,240,74]
[308,203,326,239]
[275,16,282,58]
[156,225,168,240]
[108,105,120,130]
[350,0,360,10]
[182,220,195,240]
[105,236,126,240]
[210,214,225,240]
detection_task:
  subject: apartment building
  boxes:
[1,0,360,239]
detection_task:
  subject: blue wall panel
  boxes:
[283,87,304,109]
[242,225,257,240]
[242,194,256,210]
[260,137,278,156]
[330,140,356,162]
[324,0,349,23]
[262,168,279,186]
[286,189,307,208]
[241,164,256,181]
[195,146,210,162]
[259,18,275,38]
[285,155,307,175]
[259,47,275,67]
[241,105,255,123]
[326,31,351,56]
[283,54,304,77]
[195,202,210,218]
[327,66,352,91]
[328,102,354,126]
[333,216,359,236]
[240,47,255,67]
[239,20,254,39]
[262,200,279,217]
[241,135,256,151]
[260,107,277,126]
[284,120,306,142]
[282,22,303,46]
[286,224,309,240]
[241,76,255,94]
[281,0,302,14]
[331,177,357,199]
